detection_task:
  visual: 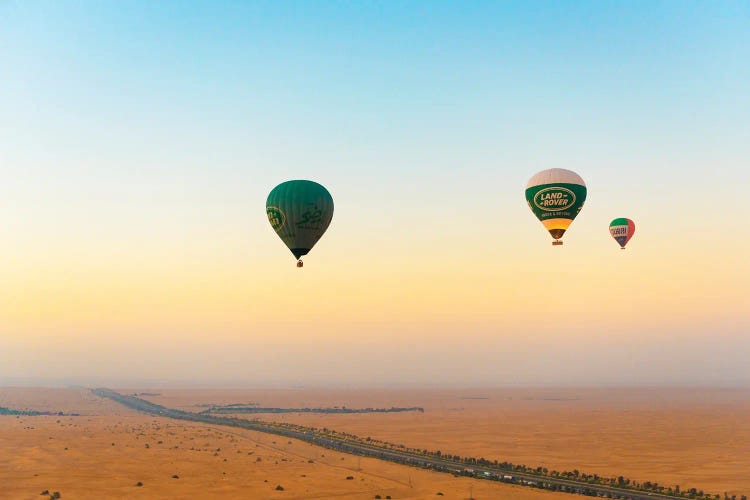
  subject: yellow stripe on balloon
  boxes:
[541,218,572,231]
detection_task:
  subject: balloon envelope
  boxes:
[525,169,587,244]
[609,218,635,249]
[266,180,334,261]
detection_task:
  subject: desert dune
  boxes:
[1,388,567,499]
[138,387,750,497]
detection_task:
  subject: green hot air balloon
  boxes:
[266,180,334,267]
[525,168,587,246]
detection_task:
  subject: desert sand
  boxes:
[1,388,567,499]
[138,387,750,497]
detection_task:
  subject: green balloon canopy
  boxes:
[266,180,334,266]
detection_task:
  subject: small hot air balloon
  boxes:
[525,168,587,245]
[609,218,635,249]
[266,180,334,267]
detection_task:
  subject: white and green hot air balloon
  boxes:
[525,168,587,246]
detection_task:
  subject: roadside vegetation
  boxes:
[0,406,77,416]
[91,388,744,500]
[201,405,424,415]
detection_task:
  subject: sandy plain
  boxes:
[139,387,750,498]
[0,388,566,499]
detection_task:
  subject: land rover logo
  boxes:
[266,206,286,232]
[533,187,576,212]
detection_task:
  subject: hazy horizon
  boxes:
[2,1,748,387]
[3,377,750,390]
[3,367,750,391]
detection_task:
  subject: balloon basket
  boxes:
[552,240,563,246]
[296,260,304,268]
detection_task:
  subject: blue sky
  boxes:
[1,1,749,386]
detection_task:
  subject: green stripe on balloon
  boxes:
[524,183,587,221]
[609,218,630,227]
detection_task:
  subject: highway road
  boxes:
[93,388,694,500]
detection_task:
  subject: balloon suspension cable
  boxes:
[296,260,304,268]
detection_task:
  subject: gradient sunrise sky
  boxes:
[2,1,748,386]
